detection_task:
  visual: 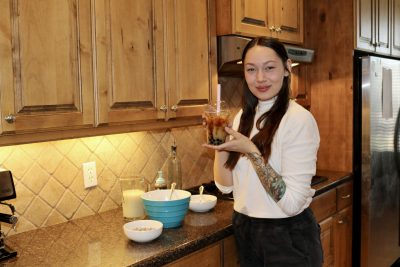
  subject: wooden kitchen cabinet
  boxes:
[166,242,221,267]
[95,0,214,126]
[392,0,400,57]
[310,180,353,267]
[355,0,393,56]
[0,0,216,145]
[216,0,303,44]
[0,0,95,134]
[167,236,239,267]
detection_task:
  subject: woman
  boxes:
[204,37,323,266]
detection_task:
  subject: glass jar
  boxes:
[119,175,148,220]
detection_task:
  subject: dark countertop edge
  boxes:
[313,172,353,197]
[130,224,233,267]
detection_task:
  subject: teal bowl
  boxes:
[141,189,191,228]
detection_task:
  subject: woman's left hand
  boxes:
[202,127,260,154]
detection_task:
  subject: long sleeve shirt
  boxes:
[216,98,320,218]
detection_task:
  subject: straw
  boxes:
[217,84,221,113]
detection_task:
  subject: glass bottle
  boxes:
[167,141,182,189]
[154,170,167,190]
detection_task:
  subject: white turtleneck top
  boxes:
[216,98,320,218]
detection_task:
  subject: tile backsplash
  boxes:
[0,77,243,236]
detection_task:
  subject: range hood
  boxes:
[217,36,315,76]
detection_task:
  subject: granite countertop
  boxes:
[2,170,352,267]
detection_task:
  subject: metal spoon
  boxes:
[169,182,176,200]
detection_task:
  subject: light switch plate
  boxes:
[83,162,97,188]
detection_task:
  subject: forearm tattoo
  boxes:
[246,152,286,202]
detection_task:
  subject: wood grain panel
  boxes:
[392,0,400,56]
[0,0,94,133]
[305,0,353,172]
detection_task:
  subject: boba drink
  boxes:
[204,101,230,145]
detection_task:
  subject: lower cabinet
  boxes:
[310,181,353,267]
[167,236,239,267]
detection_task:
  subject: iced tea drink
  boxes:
[204,102,230,145]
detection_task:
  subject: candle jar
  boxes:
[119,175,149,221]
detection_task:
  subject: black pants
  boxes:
[232,208,323,267]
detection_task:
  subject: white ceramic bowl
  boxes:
[123,220,163,243]
[189,194,217,212]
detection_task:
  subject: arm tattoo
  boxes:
[246,152,286,202]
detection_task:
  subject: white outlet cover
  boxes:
[83,162,97,188]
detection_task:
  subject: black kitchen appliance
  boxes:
[0,169,18,262]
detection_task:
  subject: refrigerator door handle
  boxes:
[394,107,400,247]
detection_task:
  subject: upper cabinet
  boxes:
[95,0,214,126]
[216,0,304,44]
[0,0,215,144]
[0,0,95,134]
[356,0,400,57]
[392,0,400,57]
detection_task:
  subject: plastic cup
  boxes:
[204,101,230,145]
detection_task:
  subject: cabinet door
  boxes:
[95,0,165,125]
[392,0,400,56]
[375,0,391,55]
[166,242,221,267]
[334,206,353,267]
[320,217,335,267]
[356,0,375,51]
[223,235,240,267]
[234,0,270,37]
[270,0,304,44]
[165,0,212,119]
[0,0,94,133]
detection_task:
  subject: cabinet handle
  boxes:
[275,27,282,33]
[269,26,276,32]
[170,105,178,112]
[338,219,345,224]
[4,114,16,123]
[159,105,168,112]
[341,194,351,199]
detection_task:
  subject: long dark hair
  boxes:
[225,37,291,170]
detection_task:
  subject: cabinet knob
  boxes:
[269,26,276,32]
[170,105,178,112]
[341,194,351,199]
[4,114,16,123]
[159,105,168,112]
[275,27,282,33]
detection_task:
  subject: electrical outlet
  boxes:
[83,161,97,188]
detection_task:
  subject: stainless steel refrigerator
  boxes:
[354,51,400,267]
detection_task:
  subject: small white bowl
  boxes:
[189,194,217,212]
[123,220,163,243]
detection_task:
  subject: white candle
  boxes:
[122,189,145,219]
[217,84,221,113]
